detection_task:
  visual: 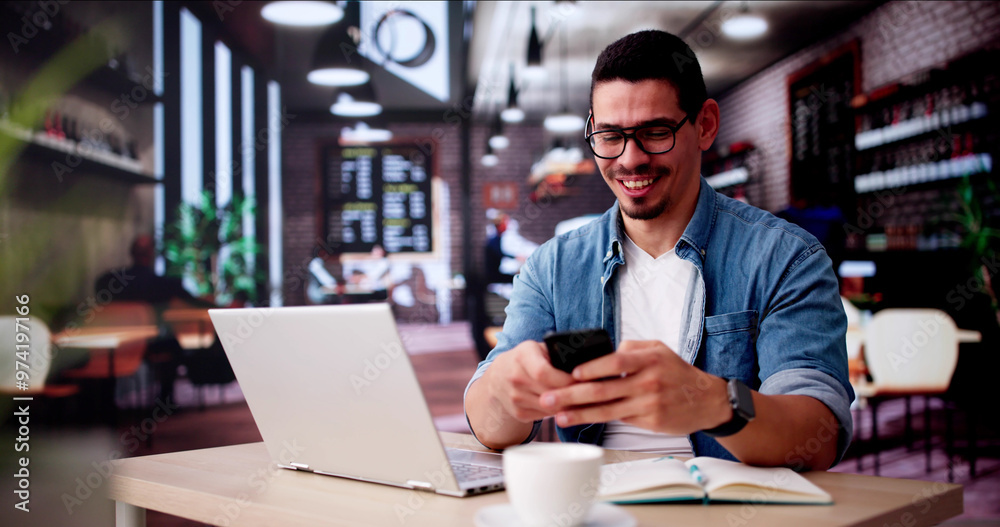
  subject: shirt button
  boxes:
[600,276,605,284]
[606,250,612,258]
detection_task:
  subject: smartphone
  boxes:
[544,328,614,374]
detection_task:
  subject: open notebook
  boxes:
[598,456,833,505]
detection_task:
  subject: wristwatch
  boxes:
[702,378,755,438]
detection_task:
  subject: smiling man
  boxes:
[464,30,854,469]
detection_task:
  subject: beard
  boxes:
[607,164,673,221]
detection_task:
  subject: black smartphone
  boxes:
[544,328,614,374]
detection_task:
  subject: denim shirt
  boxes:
[466,177,855,466]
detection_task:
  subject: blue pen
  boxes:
[689,464,707,485]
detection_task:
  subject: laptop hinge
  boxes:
[289,463,312,472]
[406,480,435,492]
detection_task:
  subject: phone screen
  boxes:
[544,328,614,374]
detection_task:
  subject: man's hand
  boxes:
[465,340,574,449]
[539,340,730,434]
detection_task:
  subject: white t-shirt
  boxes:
[600,235,695,456]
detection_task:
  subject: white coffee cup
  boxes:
[503,442,604,527]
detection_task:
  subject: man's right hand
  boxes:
[465,340,575,449]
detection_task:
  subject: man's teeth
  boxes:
[622,179,654,190]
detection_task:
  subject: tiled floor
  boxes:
[15,322,1000,526]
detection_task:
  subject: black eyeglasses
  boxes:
[584,112,691,159]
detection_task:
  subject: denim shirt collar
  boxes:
[603,176,717,270]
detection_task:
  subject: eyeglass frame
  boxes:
[584,111,692,159]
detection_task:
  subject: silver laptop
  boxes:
[208,303,504,497]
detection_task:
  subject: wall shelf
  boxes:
[1,121,157,184]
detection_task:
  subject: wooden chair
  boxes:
[58,302,158,420]
[862,308,961,480]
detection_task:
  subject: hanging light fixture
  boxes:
[331,83,381,117]
[340,122,392,144]
[721,3,768,40]
[500,63,525,123]
[307,1,369,86]
[543,24,584,134]
[261,1,344,27]
[481,142,499,167]
[488,114,509,150]
[523,5,546,82]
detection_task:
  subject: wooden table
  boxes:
[162,308,215,349]
[107,432,963,527]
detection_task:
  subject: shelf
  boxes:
[705,166,749,189]
[854,102,988,150]
[853,153,992,193]
[1,121,157,184]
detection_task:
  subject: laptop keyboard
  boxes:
[451,461,503,483]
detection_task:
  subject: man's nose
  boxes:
[617,138,652,170]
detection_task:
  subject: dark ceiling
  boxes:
[194,1,881,120]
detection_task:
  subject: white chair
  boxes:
[862,308,960,480]
[0,315,54,392]
[841,296,864,361]
[0,316,79,403]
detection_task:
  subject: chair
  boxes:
[59,302,158,419]
[0,317,80,416]
[862,308,961,480]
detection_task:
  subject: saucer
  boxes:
[474,502,636,527]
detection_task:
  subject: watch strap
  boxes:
[702,378,753,438]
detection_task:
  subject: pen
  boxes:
[689,464,707,485]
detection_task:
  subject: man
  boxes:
[94,234,217,402]
[464,30,854,470]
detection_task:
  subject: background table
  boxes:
[107,432,962,527]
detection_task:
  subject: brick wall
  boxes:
[469,123,616,276]
[714,0,1000,213]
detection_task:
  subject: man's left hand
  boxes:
[539,340,730,434]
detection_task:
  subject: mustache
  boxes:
[608,165,671,179]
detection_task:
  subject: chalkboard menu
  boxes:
[787,41,859,206]
[323,145,433,254]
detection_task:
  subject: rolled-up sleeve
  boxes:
[757,246,856,467]
[464,251,557,445]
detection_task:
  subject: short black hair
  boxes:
[590,30,707,119]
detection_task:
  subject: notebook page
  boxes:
[598,457,704,499]
[685,457,831,502]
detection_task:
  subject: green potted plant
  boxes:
[163,190,263,306]
[950,175,1000,313]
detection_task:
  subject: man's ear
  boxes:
[697,99,720,152]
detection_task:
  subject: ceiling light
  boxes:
[488,114,509,150]
[340,122,392,143]
[501,64,525,123]
[543,28,582,134]
[308,68,369,86]
[331,85,382,117]
[543,111,585,134]
[721,15,768,40]
[524,6,545,81]
[309,20,370,86]
[261,2,344,27]
[482,144,499,167]
[501,107,525,123]
[489,135,510,150]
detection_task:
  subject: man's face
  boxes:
[590,79,705,222]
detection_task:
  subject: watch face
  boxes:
[732,379,755,420]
